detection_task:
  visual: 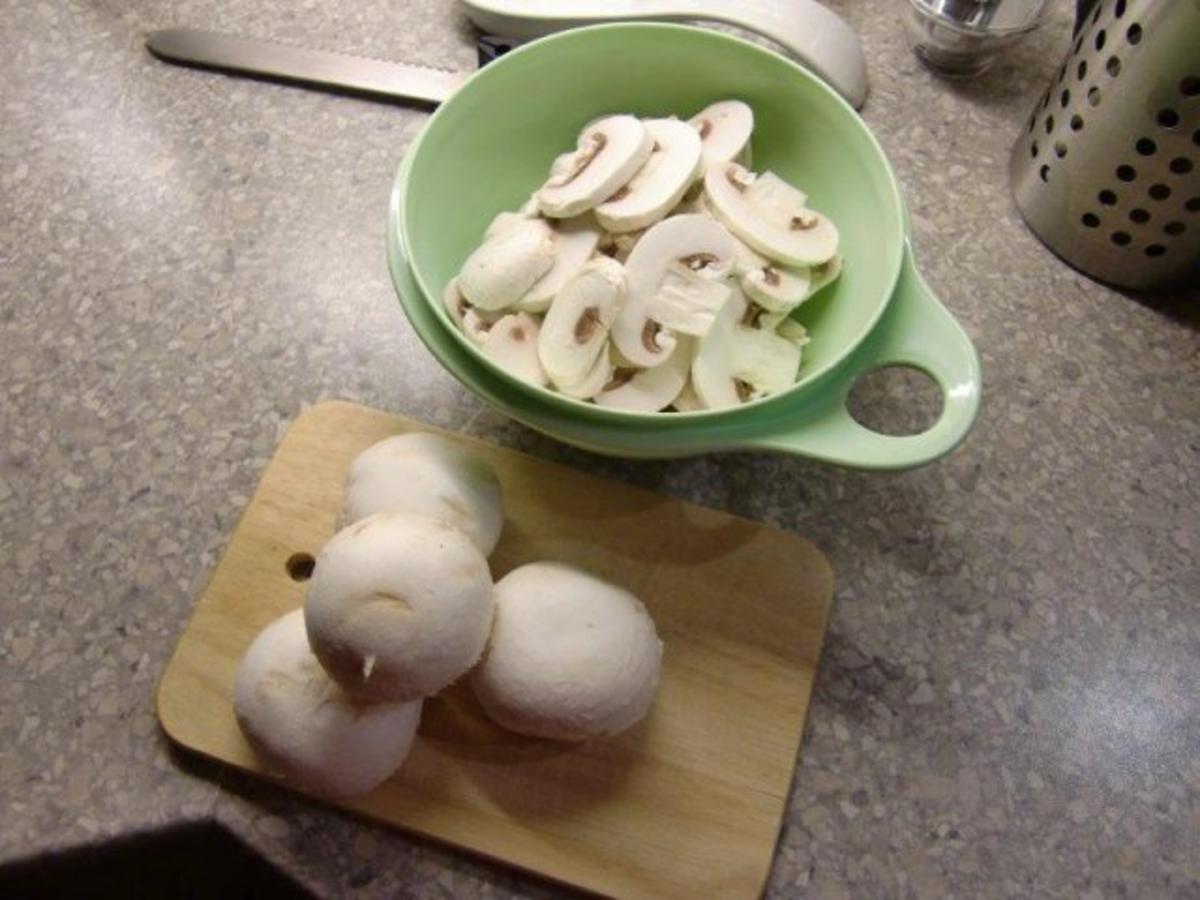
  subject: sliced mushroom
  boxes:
[594,118,703,233]
[538,256,625,390]
[741,263,812,312]
[670,378,706,412]
[611,214,736,367]
[593,337,694,412]
[691,286,748,410]
[481,312,548,386]
[776,318,811,348]
[610,228,645,263]
[556,346,615,400]
[516,215,603,314]
[729,324,802,399]
[806,253,844,299]
[645,264,732,337]
[484,210,535,242]
[704,162,837,267]
[689,100,754,169]
[459,219,555,311]
[537,115,654,218]
[442,278,502,346]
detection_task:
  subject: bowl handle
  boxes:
[740,242,982,469]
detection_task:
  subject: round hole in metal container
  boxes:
[1135,138,1156,156]
[1164,221,1185,236]
[1181,76,1200,97]
[1106,56,1121,77]
[1045,115,1055,134]
[1116,164,1136,181]
[1111,231,1131,246]
[1148,183,1171,201]
[1098,189,1116,206]
[1077,60,1088,81]
[1114,0,1125,16]
[1094,29,1106,51]
[1060,89,1071,108]
[1055,142,1067,159]
[1144,244,1166,257]
[1188,198,1200,213]
[1169,157,1193,175]
[1082,213,1100,228]
[1156,109,1179,129]
[1039,164,1050,182]
[1070,114,1084,132]
[1129,208,1150,224]
[1088,87,1102,107]
[1126,23,1141,45]
[1030,141,1039,158]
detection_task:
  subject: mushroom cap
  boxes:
[305,512,495,702]
[234,609,423,798]
[343,432,504,556]
[471,562,662,741]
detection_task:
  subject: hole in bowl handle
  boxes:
[742,244,982,470]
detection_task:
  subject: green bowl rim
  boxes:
[397,21,906,424]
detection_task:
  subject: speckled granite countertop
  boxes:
[1,1,1197,897]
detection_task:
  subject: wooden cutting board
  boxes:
[157,400,833,899]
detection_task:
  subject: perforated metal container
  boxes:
[1009,0,1200,290]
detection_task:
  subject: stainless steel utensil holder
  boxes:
[1009,0,1200,290]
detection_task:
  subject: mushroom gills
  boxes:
[481,312,548,386]
[703,163,837,267]
[611,214,736,368]
[594,118,704,234]
[594,337,694,412]
[537,256,626,390]
[689,100,754,169]
[516,214,603,313]
[645,265,732,337]
[537,115,654,218]
[458,219,555,311]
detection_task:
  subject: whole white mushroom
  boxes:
[305,511,495,702]
[471,562,663,741]
[343,432,504,557]
[233,609,422,799]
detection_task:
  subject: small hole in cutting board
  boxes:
[286,552,316,581]
[847,366,943,437]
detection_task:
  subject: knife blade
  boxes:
[146,28,469,106]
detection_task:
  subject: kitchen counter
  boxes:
[1,1,1196,897]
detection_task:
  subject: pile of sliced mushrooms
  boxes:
[234,433,663,799]
[444,100,843,412]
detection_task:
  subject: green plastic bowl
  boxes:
[389,23,981,468]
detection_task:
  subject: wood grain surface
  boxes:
[157,400,833,899]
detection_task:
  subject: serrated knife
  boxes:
[146,28,472,105]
